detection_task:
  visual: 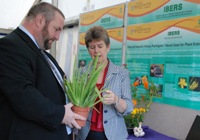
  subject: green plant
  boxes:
[64,55,106,108]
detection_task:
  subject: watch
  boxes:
[114,96,120,106]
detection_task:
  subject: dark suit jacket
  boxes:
[0,28,69,140]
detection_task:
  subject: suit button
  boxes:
[104,110,108,113]
[44,121,52,126]
[104,121,108,124]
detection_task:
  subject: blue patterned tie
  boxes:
[40,49,72,134]
[40,49,64,91]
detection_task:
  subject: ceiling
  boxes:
[0,0,38,30]
[0,0,130,30]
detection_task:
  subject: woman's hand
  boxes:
[103,90,127,113]
[102,90,118,105]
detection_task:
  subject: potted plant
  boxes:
[124,75,161,136]
[64,55,106,126]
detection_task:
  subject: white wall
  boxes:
[143,103,200,140]
[56,25,79,79]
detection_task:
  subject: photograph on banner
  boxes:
[79,60,86,68]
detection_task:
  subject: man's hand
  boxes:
[62,103,86,129]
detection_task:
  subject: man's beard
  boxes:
[41,25,51,50]
[43,39,50,50]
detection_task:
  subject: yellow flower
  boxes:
[178,78,187,88]
[132,109,137,115]
[189,80,198,90]
[141,76,148,84]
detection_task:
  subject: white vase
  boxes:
[133,122,145,137]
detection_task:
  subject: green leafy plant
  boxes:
[64,55,106,108]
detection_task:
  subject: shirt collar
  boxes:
[19,25,40,49]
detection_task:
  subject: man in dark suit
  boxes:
[0,2,85,140]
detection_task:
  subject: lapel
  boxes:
[14,28,65,93]
[104,61,118,88]
[14,28,51,69]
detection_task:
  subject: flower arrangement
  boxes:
[124,75,160,128]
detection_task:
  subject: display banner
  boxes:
[78,27,124,67]
[79,4,125,33]
[107,27,123,66]
[127,0,200,25]
[126,15,200,110]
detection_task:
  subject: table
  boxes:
[127,126,177,140]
